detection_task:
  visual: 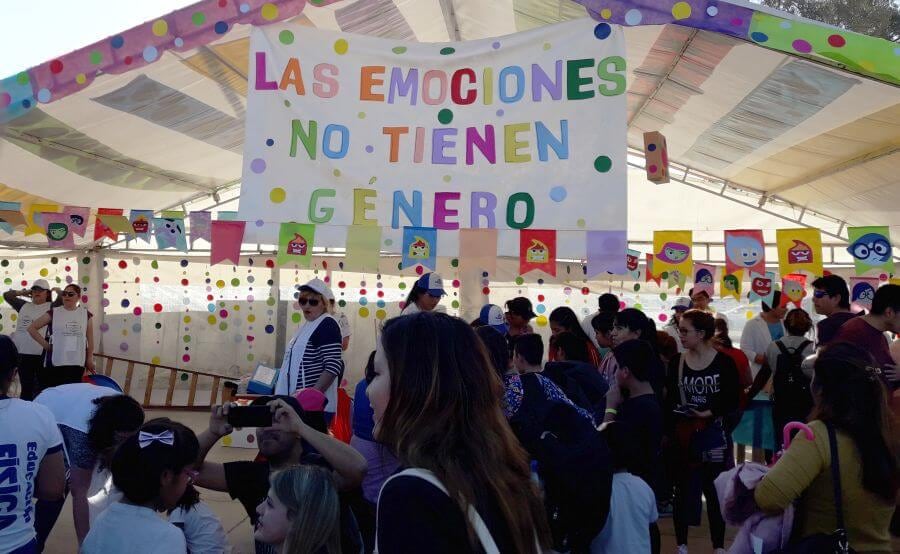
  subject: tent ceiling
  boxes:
[0,0,897,248]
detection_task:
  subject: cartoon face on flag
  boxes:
[401,227,437,270]
[846,226,893,276]
[777,228,823,276]
[724,230,765,275]
[748,271,777,307]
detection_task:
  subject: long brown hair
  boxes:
[378,312,549,552]
[270,465,341,554]
[810,342,899,502]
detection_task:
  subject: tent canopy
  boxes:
[0,0,898,251]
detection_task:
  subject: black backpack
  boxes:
[772,340,814,426]
[509,374,612,553]
[542,361,609,424]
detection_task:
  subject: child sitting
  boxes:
[82,420,199,554]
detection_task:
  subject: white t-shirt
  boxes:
[169,502,231,554]
[49,305,90,367]
[336,312,351,339]
[87,465,122,524]
[11,301,52,355]
[590,472,658,554]
[0,398,63,552]
[34,383,116,433]
[82,502,186,554]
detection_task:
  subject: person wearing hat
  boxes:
[400,272,446,315]
[478,304,509,335]
[663,297,691,354]
[4,279,62,399]
[275,279,344,423]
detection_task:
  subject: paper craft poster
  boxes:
[626,249,641,281]
[846,226,893,277]
[94,208,123,242]
[237,19,627,258]
[277,222,315,267]
[520,229,556,277]
[586,230,627,277]
[849,277,879,312]
[153,217,188,252]
[777,228,822,276]
[190,211,213,247]
[42,212,75,249]
[129,210,154,242]
[645,253,661,286]
[401,227,437,270]
[63,206,90,238]
[653,231,692,277]
[748,271,777,307]
[780,273,807,309]
[724,229,765,275]
[720,270,743,301]
[692,264,716,297]
[459,228,498,274]
[25,204,59,236]
[210,221,246,266]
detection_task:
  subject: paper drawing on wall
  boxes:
[656,241,690,264]
[787,240,812,264]
[407,236,430,259]
[526,239,550,263]
[286,233,308,256]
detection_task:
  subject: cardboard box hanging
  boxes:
[643,131,669,184]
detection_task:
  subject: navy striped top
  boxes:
[287,317,344,391]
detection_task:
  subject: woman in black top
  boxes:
[368,312,549,553]
[666,310,739,554]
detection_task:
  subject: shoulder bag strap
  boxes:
[775,340,789,357]
[826,424,848,537]
[376,468,501,554]
[677,354,687,407]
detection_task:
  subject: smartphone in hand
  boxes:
[226,406,273,428]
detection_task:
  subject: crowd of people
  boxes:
[0,271,898,553]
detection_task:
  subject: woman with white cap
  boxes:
[3,278,61,399]
[400,272,446,315]
[275,278,344,423]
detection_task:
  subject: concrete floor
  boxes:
[38,410,744,554]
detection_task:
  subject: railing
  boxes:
[93,354,236,410]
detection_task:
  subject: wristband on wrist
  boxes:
[604,408,618,415]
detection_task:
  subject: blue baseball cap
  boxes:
[479,304,508,335]
[415,272,446,297]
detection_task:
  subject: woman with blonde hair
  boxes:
[255,465,342,554]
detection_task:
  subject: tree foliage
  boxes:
[759,0,900,41]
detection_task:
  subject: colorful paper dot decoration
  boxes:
[152,20,169,36]
[827,34,846,47]
[600,8,612,19]
[269,187,286,203]
[334,39,349,55]
[265,324,275,334]
[437,109,453,124]
[706,6,719,16]
[440,47,455,55]
[359,307,370,318]
[791,39,812,53]
[250,158,267,174]
[535,315,548,327]
[376,309,387,320]
[191,12,206,26]
[183,354,191,363]
[593,23,611,40]
[594,155,612,172]
[214,21,229,34]
[261,3,279,20]
[624,9,642,25]
[207,315,217,325]
[549,186,567,202]
[392,46,407,54]
[279,30,294,45]
[671,2,692,20]
[751,32,768,43]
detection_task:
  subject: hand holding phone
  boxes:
[226,405,273,428]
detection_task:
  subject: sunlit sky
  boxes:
[0,1,196,77]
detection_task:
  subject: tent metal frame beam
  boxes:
[3,129,218,194]
[438,0,461,41]
[765,142,900,196]
[627,29,700,128]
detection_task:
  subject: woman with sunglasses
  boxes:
[400,272,446,315]
[275,279,344,424]
[4,278,62,399]
[27,283,95,389]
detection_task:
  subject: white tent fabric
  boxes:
[0,0,897,250]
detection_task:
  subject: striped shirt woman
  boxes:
[275,279,344,415]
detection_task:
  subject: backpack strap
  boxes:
[677,354,687,407]
[376,468,501,554]
[825,424,848,538]
[774,340,790,357]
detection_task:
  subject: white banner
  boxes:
[239,19,627,257]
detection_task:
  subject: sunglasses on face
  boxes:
[62,291,78,298]
[298,298,320,307]
[812,290,829,299]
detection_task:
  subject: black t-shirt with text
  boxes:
[666,351,740,417]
